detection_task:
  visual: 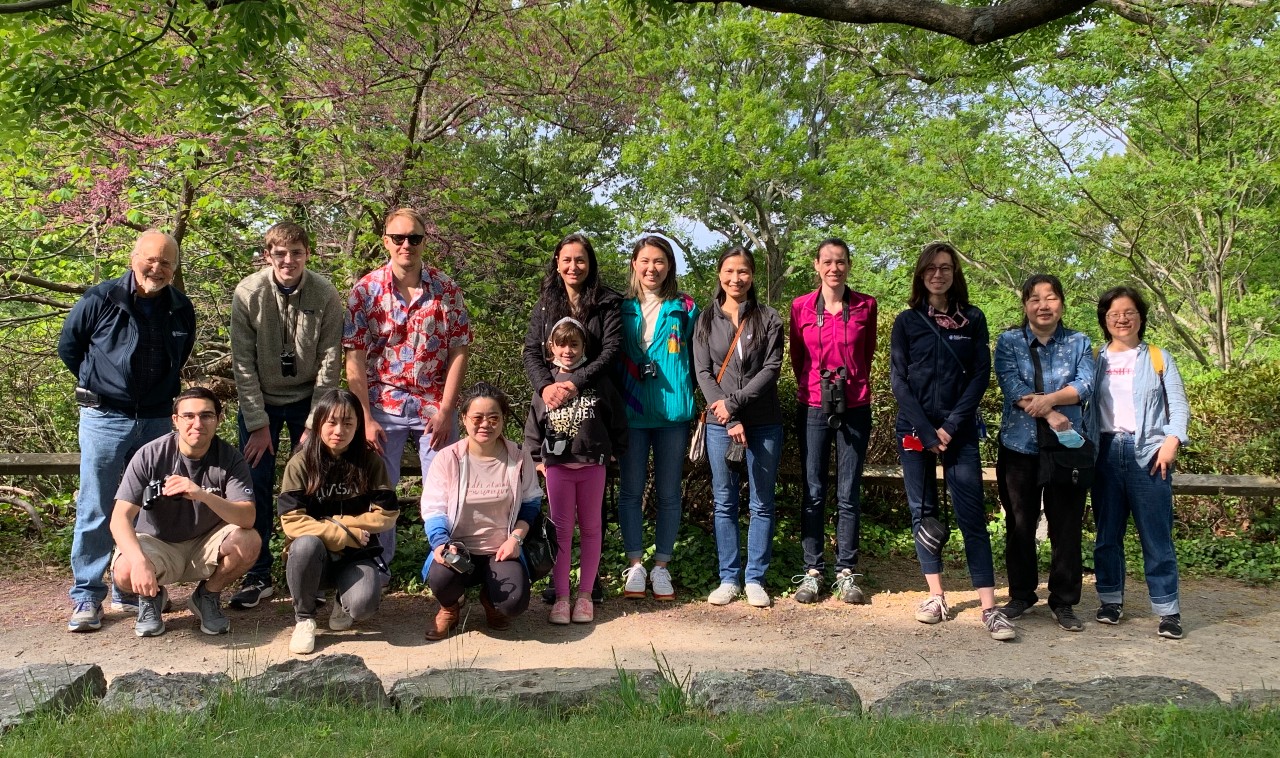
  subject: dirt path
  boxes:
[3,560,1277,703]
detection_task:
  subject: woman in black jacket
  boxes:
[889,242,1015,641]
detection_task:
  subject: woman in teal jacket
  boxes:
[616,236,699,601]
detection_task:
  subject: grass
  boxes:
[1,690,1277,757]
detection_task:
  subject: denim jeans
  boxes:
[798,404,871,573]
[1093,432,1180,615]
[70,407,172,604]
[706,423,783,586]
[238,397,311,584]
[898,432,994,587]
[371,405,457,571]
[618,423,689,563]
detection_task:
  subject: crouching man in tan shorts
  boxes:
[110,387,259,637]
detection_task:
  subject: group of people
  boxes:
[56,213,1190,655]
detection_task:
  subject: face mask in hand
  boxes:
[1054,428,1086,449]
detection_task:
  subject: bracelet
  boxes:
[510,532,524,545]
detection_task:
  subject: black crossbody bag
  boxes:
[1027,337,1096,488]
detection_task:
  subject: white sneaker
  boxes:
[290,619,316,655]
[650,566,675,601]
[707,583,739,605]
[622,563,648,599]
[329,598,354,631]
[744,582,772,608]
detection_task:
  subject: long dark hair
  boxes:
[696,246,763,359]
[1019,273,1066,328]
[538,233,602,322]
[1097,285,1149,342]
[908,241,970,311]
[293,389,372,497]
[627,235,679,300]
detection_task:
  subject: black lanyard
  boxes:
[814,290,851,374]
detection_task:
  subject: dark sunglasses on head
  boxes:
[387,233,425,246]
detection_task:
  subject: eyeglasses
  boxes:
[176,412,219,423]
[923,265,955,276]
[386,233,425,246]
[1106,310,1140,323]
[466,414,503,427]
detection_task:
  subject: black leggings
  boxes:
[427,554,530,618]
[997,445,1088,609]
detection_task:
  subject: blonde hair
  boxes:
[383,207,427,233]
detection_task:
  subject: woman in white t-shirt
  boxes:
[1091,287,1190,639]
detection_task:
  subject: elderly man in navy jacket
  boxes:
[58,230,196,632]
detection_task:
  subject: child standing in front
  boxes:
[525,318,627,625]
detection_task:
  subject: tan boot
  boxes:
[425,602,461,641]
[479,589,510,631]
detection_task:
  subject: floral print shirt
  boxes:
[343,262,472,425]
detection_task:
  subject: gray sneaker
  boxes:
[833,569,867,604]
[744,582,772,608]
[187,581,230,635]
[707,583,740,606]
[135,588,167,637]
[983,608,1017,641]
[67,600,103,632]
[793,570,822,604]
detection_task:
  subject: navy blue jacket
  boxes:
[889,304,990,449]
[58,272,196,418]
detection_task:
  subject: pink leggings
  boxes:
[546,464,606,600]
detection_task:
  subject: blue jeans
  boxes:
[1093,432,1180,615]
[897,431,994,587]
[371,405,457,571]
[237,397,311,584]
[70,407,172,604]
[798,404,871,573]
[618,423,689,563]
[706,423,783,586]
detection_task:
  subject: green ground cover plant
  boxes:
[1,689,1277,757]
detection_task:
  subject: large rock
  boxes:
[101,670,231,716]
[875,676,1222,727]
[242,654,388,708]
[688,669,861,715]
[0,663,106,732]
[1231,688,1280,708]
[392,667,665,712]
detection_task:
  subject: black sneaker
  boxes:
[541,585,556,605]
[1095,603,1124,625]
[792,571,822,604]
[228,578,274,610]
[591,577,605,605]
[1158,614,1184,639]
[1000,598,1036,620]
[1052,605,1084,632]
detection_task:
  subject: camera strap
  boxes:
[915,309,967,376]
[813,290,851,376]
[273,282,300,356]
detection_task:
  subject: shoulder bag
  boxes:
[1027,339,1095,488]
[689,316,748,463]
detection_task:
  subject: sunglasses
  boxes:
[386,233,425,246]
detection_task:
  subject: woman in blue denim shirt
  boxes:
[1090,287,1189,639]
[994,274,1095,632]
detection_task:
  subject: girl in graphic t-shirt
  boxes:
[525,318,628,626]
[1090,287,1190,639]
[278,389,398,656]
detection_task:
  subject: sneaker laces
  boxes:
[918,594,950,620]
[983,608,1013,632]
[73,600,97,614]
[792,572,820,590]
[622,564,647,586]
[832,572,863,594]
[138,597,161,625]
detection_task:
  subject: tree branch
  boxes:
[0,267,88,295]
[673,0,1096,45]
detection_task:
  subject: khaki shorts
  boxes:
[113,523,240,585]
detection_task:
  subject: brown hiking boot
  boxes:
[479,590,510,631]
[425,602,461,641]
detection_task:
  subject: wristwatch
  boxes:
[510,532,524,545]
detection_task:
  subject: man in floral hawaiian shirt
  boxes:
[344,208,472,572]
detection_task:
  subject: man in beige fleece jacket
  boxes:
[228,221,344,609]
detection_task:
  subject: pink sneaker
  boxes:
[571,596,594,623]
[548,599,571,625]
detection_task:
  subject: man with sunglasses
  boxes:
[344,207,472,575]
[58,230,196,633]
[109,387,258,638]
[227,221,343,610]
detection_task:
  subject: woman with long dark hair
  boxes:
[279,389,398,655]
[788,237,877,606]
[1090,286,1189,639]
[890,242,1014,640]
[617,236,699,601]
[994,274,1095,632]
[693,247,784,608]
